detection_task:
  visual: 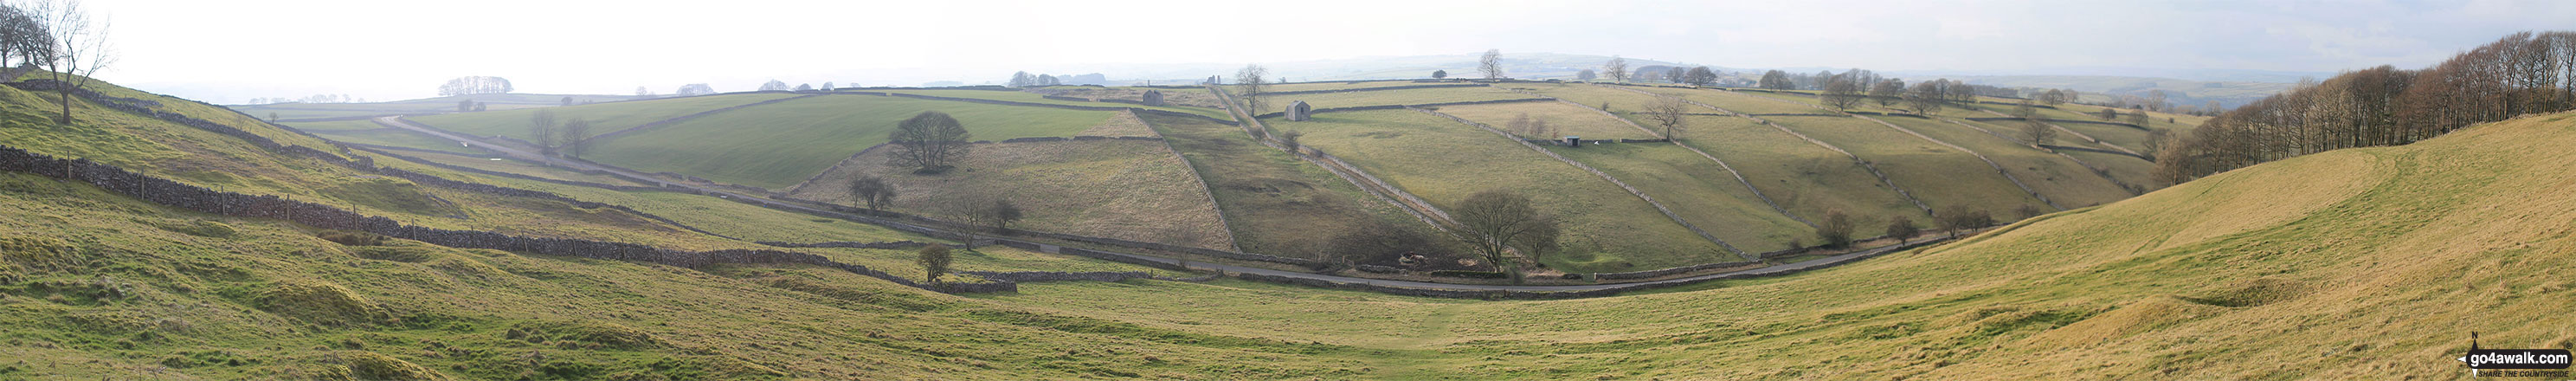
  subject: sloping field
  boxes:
[587,94,1116,189]
[1426,100,1659,140]
[407,93,803,139]
[1257,81,1451,93]
[875,88,1232,119]
[1671,113,1929,236]
[787,139,1235,250]
[1136,113,1433,260]
[994,113,2576,379]
[302,127,485,155]
[229,93,621,120]
[1871,115,2135,208]
[1276,109,1736,271]
[1766,115,2051,217]
[1253,87,1532,114]
[1541,143,1812,253]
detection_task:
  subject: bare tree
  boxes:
[0,3,47,69]
[1478,48,1505,81]
[1884,216,1919,244]
[1008,71,1034,87]
[1636,97,1696,139]
[2022,119,2056,146]
[847,175,897,211]
[1904,80,1947,114]
[530,109,558,157]
[561,118,592,158]
[967,197,1023,231]
[1602,55,1629,83]
[1816,210,1855,249]
[1870,79,1904,107]
[1683,66,1717,87]
[1234,64,1268,114]
[888,111,973,173]
[29,0,110,125]
[757,80,789,92]
[1575,69,1596,81]
[1758,70,1793,90]
[917,244,952,284]
[2038,88,2067,105]
[1820,78,1864,110]
[1452,190,1558,283]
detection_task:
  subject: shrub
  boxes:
[1884,216,1920,243]
[1816,210,1856,249]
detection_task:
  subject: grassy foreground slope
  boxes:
[1002,112,2576,379]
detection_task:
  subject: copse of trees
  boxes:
[16,0,113,125]
[675,83,715,96]
[438,76,512,96]
[1757,70,1793,90]
[757,80,789,92]
[2159,31,2576,185]
[847,175,896,211]
[1683,67,1717,87]
[888,111,973,173]
[0,3,48,68]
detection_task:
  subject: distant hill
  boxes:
[1934,75,2296,109]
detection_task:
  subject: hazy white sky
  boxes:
[84,0,2576,103]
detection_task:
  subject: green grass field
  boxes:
[305,128,486,155]
[1136,113,1432,260]
[1423,100,1658,140]
[1869,115,2135,208]
[407,93,804,140]
[1272,109,1736,271]
[1671,113,1930,236]
[586,95,1117,189]
[786,139,1236,250]
[874,88,1233,119]
[1540,143,1813,253]
[1252,87,1534,114]
[1765,115,2052,217]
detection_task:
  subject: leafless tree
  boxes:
[1816,210,1855,249]
[561,118,592,158]
[0,3,48,69]
[1602,55,1629,83]
[1869,79,1905,107]
[530,109,558,157]
[1884,216,1918,244]
[1575,69,1596,81]
[2022,118,2055,146]
[847,175,897,211]
[1452,190,1558,283]
[1758,70,1793,90]
[1683,66,1717,87]
[888,111,974,173]
[1904,80,1946,114]
[1478,48,1504,81]
[676,83,714,95]
[1234,64,1268,114]
[438,76,512,96]
[757,80,789,92]
[28,0,110,125]
[1820,78,1864,110]
[1642,96,1690,139]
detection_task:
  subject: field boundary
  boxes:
[577,94,823,145]
[1260,83,1491,96]
[1127,109,1248,252]
[1557,85,1814,226]
[1650,87,1936,216]
[1414,107,1750,259]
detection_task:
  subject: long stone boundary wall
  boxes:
[1249,98,1552,119]
[334,142,502,158]
[580,94,823,145]
[1207,85,1464,232]
[0,145,1015,294]
[1237,236,1954,300]
[1413,107,1749,258]
[757,240,928,249]
[1558,85,1813,227]
[1125,110,1247,252]
[1646,87,1936,216]
[958,271,1155,283]
[1965,117,2148,131]
[1727,89,2064,210]
[1260,83,1491,96]
[1925,118,2147,195]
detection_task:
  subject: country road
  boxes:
[366,115,1941,294]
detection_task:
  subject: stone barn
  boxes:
[1285,100,1313,121]
[1141,90,1165,106]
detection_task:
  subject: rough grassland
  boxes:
[1425,100,1658,140]
[1137,113,1431,260]
[874,88,1232,119]
[1274,110,1734,271]
[997,113,2576,379]
[1768,115,2051,216]
[1675,113,1931,235]
[407,93,802,139]
[587,95,1115,189]
[787,139,1235,250]
[1871,115,2134,208]
[303,127,485,155]
[1253,87,1532,114]
[1542,143,1812,253]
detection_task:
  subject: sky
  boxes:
[80,0,2576,104]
